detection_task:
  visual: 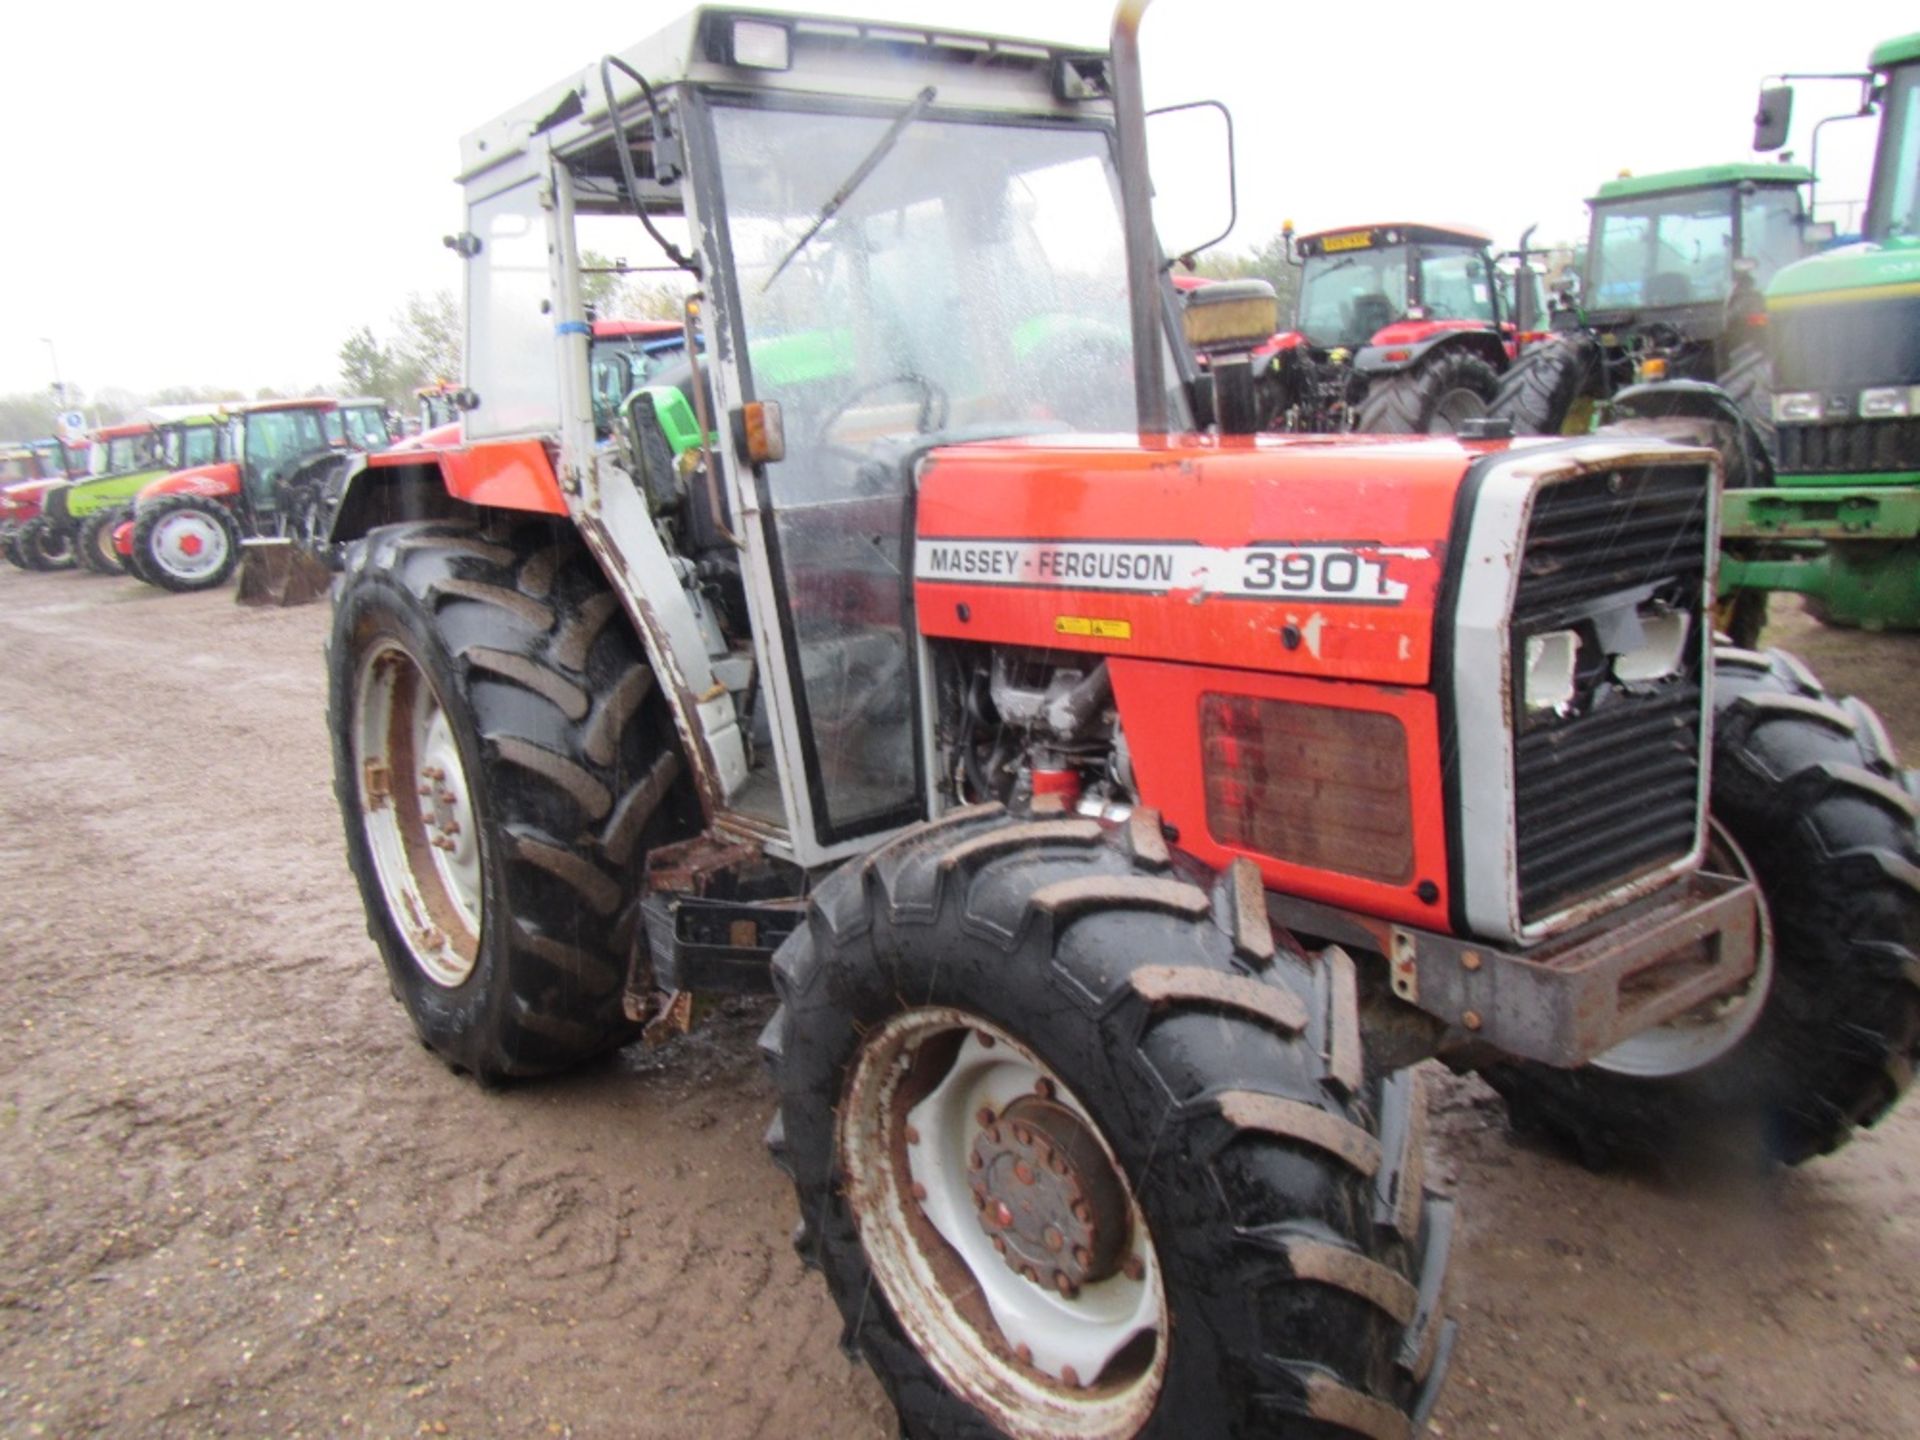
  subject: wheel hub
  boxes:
[972,1095,1131,1297]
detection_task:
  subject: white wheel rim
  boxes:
[354,640,482,987]
[149,509,229,580]
[839,1009,1167,1439]
[1592,821,1775,1077]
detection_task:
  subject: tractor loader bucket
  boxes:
[236,537,331,607]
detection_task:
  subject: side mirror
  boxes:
[1754,85,1793,152]
[1146,100,1236,263]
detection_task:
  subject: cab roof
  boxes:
[226,397,336,416]
[334,396,387,409]
[140,403,225,425]
[1591,162,1813,202]
[460,6,1106,185]
[96,421,158,440]
[1297,222,1492,251]
[1871,33,1920,70]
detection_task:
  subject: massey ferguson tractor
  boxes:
[321,7,1919,1437]
[1260,223,1520,434]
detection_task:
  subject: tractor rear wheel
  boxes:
[1,526,28,570]
[1354,349,1499,435]
[328,516,696,1082]
[133,496,240,592]
[764,807,1454,1438]
[77,508,129,575]
[20,518,76,572]
[1487,333,1605,435]
[1485,646,1920,1170]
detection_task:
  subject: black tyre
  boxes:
[328,516,697,1081]
[1487,333,1605,435]
[76,508,129,576]
[1,526,27,571]
[1354,349,1500,435]
[1486,646,1920,1169]
[1715,342,1776,460]
[1715,590,1768,650]
[764,807,1454,1438]
[19,518,76,572]
[132,495,240,592]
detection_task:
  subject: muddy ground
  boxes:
[0,565,1916,1439]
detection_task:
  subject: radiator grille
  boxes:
[1509,465,1710,923]
[1777,418,1920,476]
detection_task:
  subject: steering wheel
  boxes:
[812,372,949,449]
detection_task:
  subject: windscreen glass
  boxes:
[1589,188,1734,309]
[1867,65,1920,243]
[1418,248,1496,322]
[1741,186,1808,286]
[712,102,1134,838]
[1298,245,1409,348]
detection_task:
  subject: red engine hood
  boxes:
[140,462,241,502]
[0,477,62,519]
[913,432,1492,688]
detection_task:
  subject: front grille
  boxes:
[1510,466,1710,924]
[1777,417,1920,476]
[1771,293,1920,393]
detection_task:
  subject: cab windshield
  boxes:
[1419,247,1497,323]
[241,409,329,497]
[712,103,1138,838]
[1867,63,1920,243]
[342,407,391,450]
[1589,187,1735,310]
[102,434,162,473]
[1298,245,1409,349]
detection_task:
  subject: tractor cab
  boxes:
[88,421,167,477]
[1264,223,1513,432]
[588,318,691,435]
[414,383,462,434]
[324,398,395,452]
[1581,163,1815,350]
[224,400,336,514]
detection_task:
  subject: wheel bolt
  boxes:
[992,1236,1007,1255]
[1033,1078,1055,1099]
[1013,1160,1035,1186]
[904,1125,920,1145]
[972,1187,987,1210]
[993,1202,1013,1229]
[975,1106,996,1128]
[1061,1365,1081,1389]
[1053,1271,1078,1299]
[1042,1226,1064,1253]
[1073,1246,1092,1270]
[1012,1123,1033,1146]
[1123,1255,1145,1283]
[968,1150,984,1172]
[1071,1200,1092,1224]
[909,1182,928,1204]
[1015,1343,1032,1366]
[1021,1265,1039,1285]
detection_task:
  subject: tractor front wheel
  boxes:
[328,516,696,1082]
[1,526,28,570]
[19,518,76,572]
[133,496,240,592]
[76,508,129,576]
[764,808,1453,1438]
[1485,647,1920,1169]
[1354,349,1499,435]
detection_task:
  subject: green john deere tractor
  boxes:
[1490,162,1819,442]
[1717,33,1920,634]
[43,408,225,574]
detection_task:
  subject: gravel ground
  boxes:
[0,564,1916,1438]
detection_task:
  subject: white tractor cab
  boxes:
[324,397,395,452]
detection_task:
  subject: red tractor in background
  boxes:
[0,438,88,570]
[1259,222,1533,434]
[115,398,343,592]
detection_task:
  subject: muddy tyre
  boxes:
[328,516,696,1082]
[133,495,240,592]
[19,517,76,572]
[1486,647,1920,1169]
[76,508,129,575]
[1487,333,1604,435]
[764,807,1454,1438]
[1,526,27,570]
[1716,342,1776,459]
[1354,349,1499,435]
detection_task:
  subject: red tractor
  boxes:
[320,7,1917,1437]
[0,438,87,570]
[1260,222,1527,433]
[116,398,342,592]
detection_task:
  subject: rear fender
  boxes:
[328,439,567,544]
[1353,327,1506,376]
[1611,379,1774,488]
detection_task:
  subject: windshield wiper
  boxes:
[762,85,937,294]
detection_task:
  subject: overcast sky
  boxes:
[0,1,1907,402]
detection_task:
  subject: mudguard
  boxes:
[1611,379,1775,489]
[1353,323,1508,376]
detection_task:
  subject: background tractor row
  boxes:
[314,6,1918,1438]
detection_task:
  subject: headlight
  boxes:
[1613,608,1690,683]
[1772,391,1824,423]
[1860,387,1915,420]
[1524,629,1580,715]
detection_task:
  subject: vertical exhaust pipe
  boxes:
[1111,0,1168,435]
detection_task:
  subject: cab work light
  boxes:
[1200,693,1414,884]
[721,18,792,70]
